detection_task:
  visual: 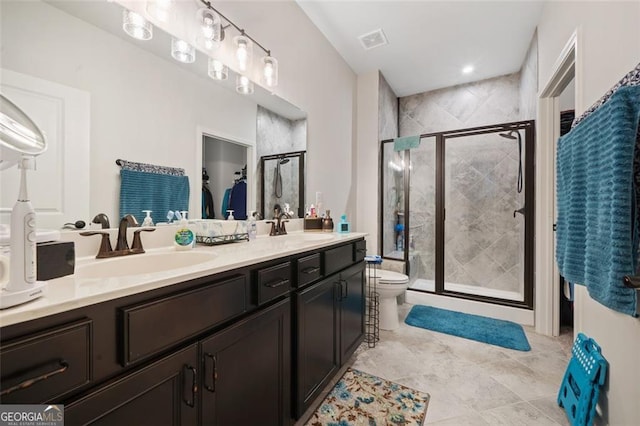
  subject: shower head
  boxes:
[499,130,518,140]
[279,157,290,165]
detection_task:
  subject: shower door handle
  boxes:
[513,207,525,218]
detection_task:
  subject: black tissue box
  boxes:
[37,241,75,281]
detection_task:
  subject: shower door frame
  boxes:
[260,150,306,219]
[380,120,535,309]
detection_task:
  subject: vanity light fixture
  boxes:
[196,7,223,50]
[208,58,228,81]
[198,0,279,90]
[262,56,278,88]
[146,0,174,23]
[122,9,153,41]
[234,34,253,72]
[236,75,254,95]
[171,38,196,64]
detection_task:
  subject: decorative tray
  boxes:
[196,233,249,246]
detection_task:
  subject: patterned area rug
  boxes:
[305,368,430,426]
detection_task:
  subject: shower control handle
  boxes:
[513,207,526,218]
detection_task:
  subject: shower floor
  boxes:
[409,278,524,302]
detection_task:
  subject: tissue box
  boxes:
[37,241,75,281]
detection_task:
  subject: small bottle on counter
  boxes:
[322,210,334,232]
[337,214,350,234]
[174,211,195,250]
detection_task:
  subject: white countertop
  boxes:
[0,231,366,328]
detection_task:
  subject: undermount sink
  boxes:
[75,251,216,279]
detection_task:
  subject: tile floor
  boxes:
[351,304,574,425]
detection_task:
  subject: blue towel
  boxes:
[119,169,190,224]
[393,135,420,151]
[556,85,640,316]
[221,188,232,218]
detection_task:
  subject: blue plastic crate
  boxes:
[557,333,608,426]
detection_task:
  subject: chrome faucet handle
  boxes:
[80,231,113,258]
[131,228,155,253]
[265,220,277,236]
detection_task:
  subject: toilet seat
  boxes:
[369,270,409,285]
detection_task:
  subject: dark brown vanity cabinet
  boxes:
[0,238,365,425]
[200,298,290,426]
[294,244,366,418]
[65,344,199,425]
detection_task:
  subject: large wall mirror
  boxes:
[0,0,307,229]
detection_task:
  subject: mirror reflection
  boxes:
[0,0,307,229]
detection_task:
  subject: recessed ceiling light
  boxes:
[462,65,474,74]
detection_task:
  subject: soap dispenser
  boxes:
[174,211,195,250]
[322,210,334,232]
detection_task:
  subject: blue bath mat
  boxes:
[405,305,531,351]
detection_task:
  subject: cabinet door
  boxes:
[294,277,339,418]
[200,298,291,426]
[65,344,198,426]
[339,263,365,365]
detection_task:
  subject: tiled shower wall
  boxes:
[379,72,400,259]
[398,73,524,293]
[256,106,307,218]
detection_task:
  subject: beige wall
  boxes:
[356,71,380,252]
[537,1,640,424]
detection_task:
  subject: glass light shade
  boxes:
[196,8,222,50]
[171,38,196,64]
[208,58,228,81]
[233,35,253,72]
[261,56,278,88]
[236,75,254,95]
[122,9,153,41]
[146,0,174,22]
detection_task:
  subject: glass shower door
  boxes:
[381,142,406,260]
[407,136,437,290]
[443,130,526,302]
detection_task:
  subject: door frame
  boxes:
[536,29,583,336]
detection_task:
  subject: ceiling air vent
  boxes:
[358,28,388,50]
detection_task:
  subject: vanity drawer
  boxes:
[0,318,92,403]
[354,240,367,262]
[296,253,322,288]
[325,243,354,276]
[256,261,292,305]
[120,275,247,366]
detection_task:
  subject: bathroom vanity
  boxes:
[0,232,366,425]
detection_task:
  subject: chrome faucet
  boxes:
[81,214,155,258]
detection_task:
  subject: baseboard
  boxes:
[405,290,535,326]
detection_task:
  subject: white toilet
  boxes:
[367,269,410,330]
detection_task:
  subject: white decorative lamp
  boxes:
[0,95,47,309]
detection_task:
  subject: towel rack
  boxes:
[622,276,640,316]
[115,159,185,176]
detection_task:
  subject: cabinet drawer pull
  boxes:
[301,266,320,275]
[0,360,69,396]
[203,353,217,393]
[356,248,366,253]
[341,279,348,299]
[183,365,197,408]
[264,278,289,288]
